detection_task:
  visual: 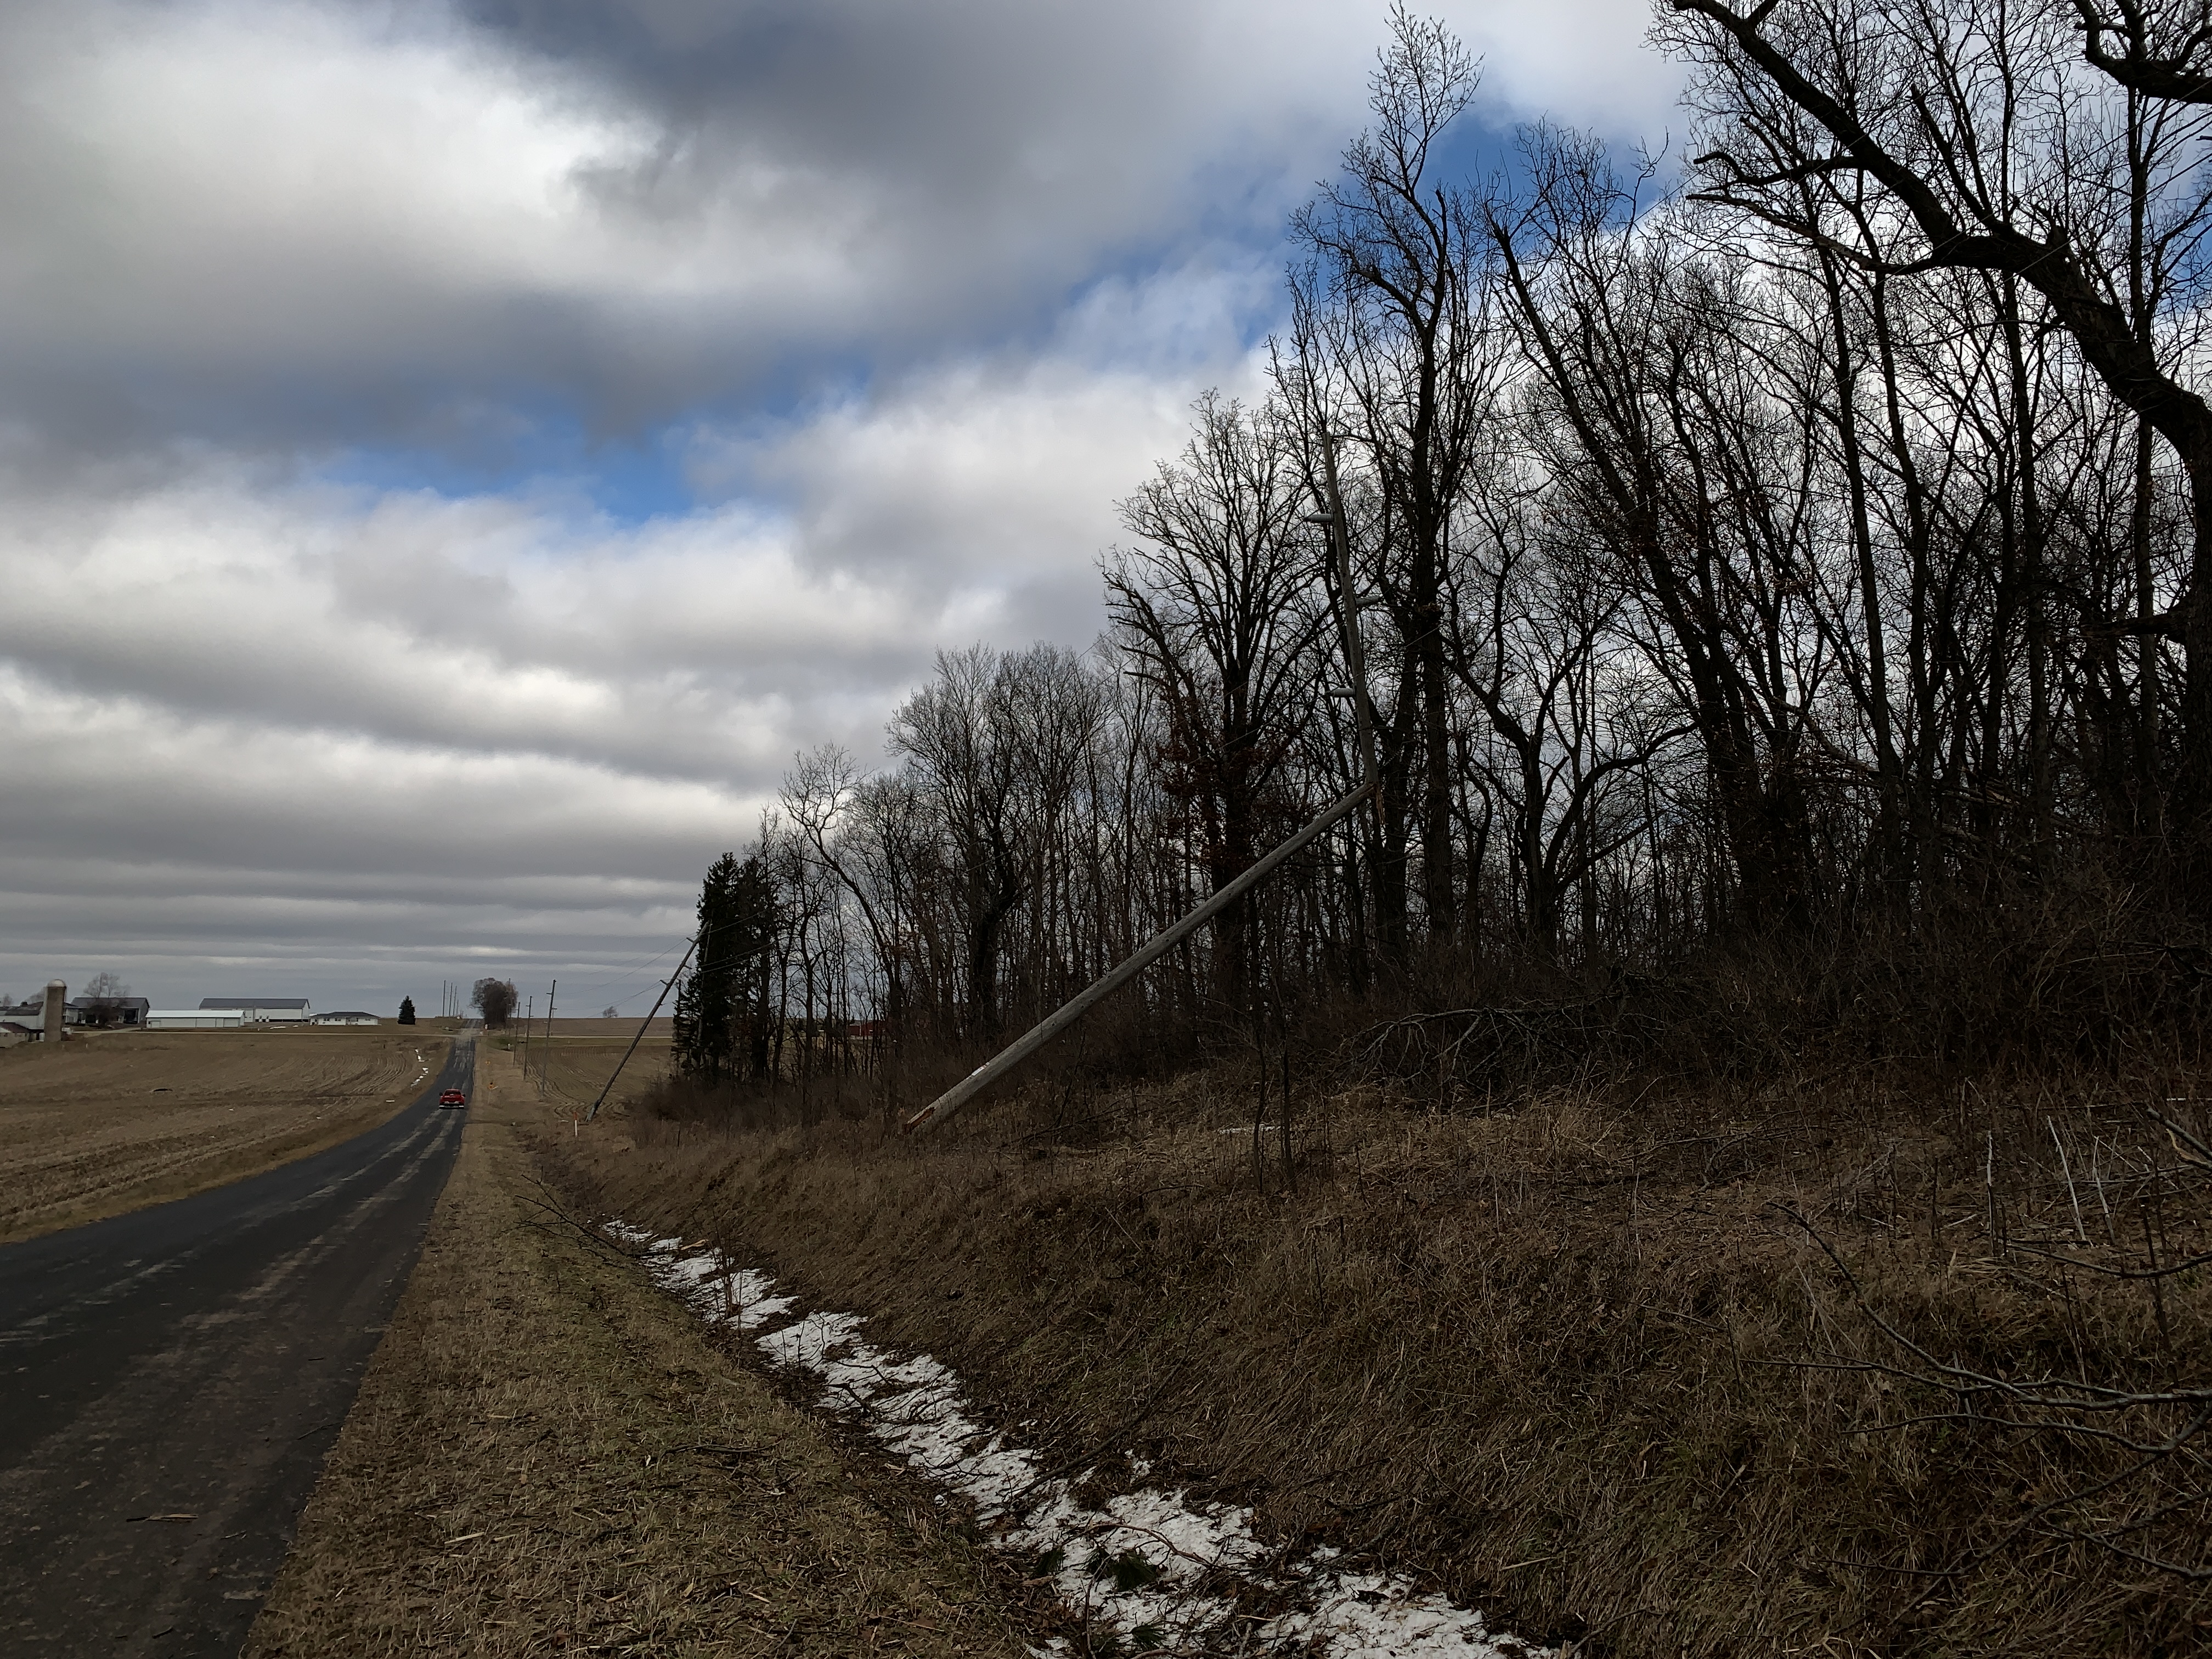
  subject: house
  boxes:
[198,997,313,1024]
[148,1009,247,1030]
[313,1011,380,1026]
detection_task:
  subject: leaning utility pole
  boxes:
[905,436,1379,1133]
[585,938,698,1122]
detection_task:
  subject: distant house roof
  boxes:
[316,1011,377,1020]
[70,996,150,1011]
[199,997,309,1010]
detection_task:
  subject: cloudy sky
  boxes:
[1,0,1680,1018]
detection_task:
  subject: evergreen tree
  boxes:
[673,851,778,1086]
[398,996,416,1025]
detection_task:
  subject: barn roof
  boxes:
[199,997,309,1009]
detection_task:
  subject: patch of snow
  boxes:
[614,1224,1551,1658]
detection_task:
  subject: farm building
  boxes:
[313,1011,379,1026]
[199,997,312,1023]
[148,1009,247,1030]
[67,996,150,1028]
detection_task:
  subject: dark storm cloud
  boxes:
[0,0,1362,461]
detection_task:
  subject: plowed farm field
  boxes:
[0,1027,450,1243]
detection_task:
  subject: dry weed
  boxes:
[553,1060,2212,1658]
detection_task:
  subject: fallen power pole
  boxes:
[901,777,1374,1132]
[584,937,698,1123]
[905,432,1379,1134]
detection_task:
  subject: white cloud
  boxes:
[0,333,1225,1006]
[1464,0,1685,137]
[0,0,1685,1010]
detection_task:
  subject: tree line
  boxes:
[681,1,2212,1089]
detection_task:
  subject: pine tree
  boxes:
[398,996,416,1025]
[673,851,778,1086]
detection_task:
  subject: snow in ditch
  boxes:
[607,1223,1551,1657]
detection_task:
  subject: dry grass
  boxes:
[0,1026,447,1242]
[246,1045,1032,1658]
[550,1060,2212,1658]
[488,1020,673,1122]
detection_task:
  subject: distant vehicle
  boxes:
[438,1088,467,1108]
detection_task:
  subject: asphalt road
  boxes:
[0,1034,472,1657]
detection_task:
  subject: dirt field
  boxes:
[502,1016,675,1041]
[485,1018,672,1120]
[0,1026,449,1243]
[246,1044,1029,1658]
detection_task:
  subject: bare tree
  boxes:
[80,970,131,1029]
[1108,392,1332,1009]
[784,744,908,1031]
[471,977,517,1030]
[1292,5,1498,943]
[1663,0,2212,868]
[719,8,2212,1153]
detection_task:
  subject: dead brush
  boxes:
[548,1054,2212,1658]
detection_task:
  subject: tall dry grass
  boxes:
[553,1052,2211,1658]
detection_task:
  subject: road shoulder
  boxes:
[244,1086,1029,1657]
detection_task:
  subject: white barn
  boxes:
[198,997,312,1023]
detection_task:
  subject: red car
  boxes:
[438,1088,468,1108]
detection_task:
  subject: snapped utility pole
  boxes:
[904,435,1379,1133]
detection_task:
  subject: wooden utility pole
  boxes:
[586,939,697,1122]
[540,980,556,1097]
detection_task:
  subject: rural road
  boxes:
[0,1034,473,1657]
